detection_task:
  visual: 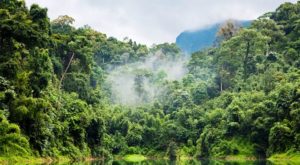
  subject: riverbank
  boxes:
[268,152,300,164]
[1,153,300,164]
[216,155,258,161]
[119,154,257,162]
[123,154,147,162]
[0,156,71,165]
[120,153,300,164]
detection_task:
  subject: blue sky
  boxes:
[26,0,298,45]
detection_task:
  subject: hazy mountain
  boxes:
[176,20,252,54]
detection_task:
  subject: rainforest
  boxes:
[1,0,300,164]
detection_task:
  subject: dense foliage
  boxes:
[0,0,300,160]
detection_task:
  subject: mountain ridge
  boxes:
[176,20,252,54]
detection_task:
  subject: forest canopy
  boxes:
[0,0,300,161]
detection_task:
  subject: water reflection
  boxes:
[54,159,275,165]
[8,159,298,165]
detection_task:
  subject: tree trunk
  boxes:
[220,77,223,92]
[59,52,75,90]
[243,41,250,79]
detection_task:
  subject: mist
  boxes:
[106,49,188,105]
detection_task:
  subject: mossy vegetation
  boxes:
[0,156,71,165]
[123,154,147,162]
[269,151,300,164]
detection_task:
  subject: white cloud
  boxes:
[25,0,298,45]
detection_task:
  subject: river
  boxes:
[55,159,291,165]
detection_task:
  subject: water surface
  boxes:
[52,159,284,165]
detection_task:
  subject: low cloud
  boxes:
[106,50,188,105]
[26,0,297,45]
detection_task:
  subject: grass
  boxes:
[123,154,147,162]
[0,156,71,165]
[268,152,300,164]
[0,156,48,165]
